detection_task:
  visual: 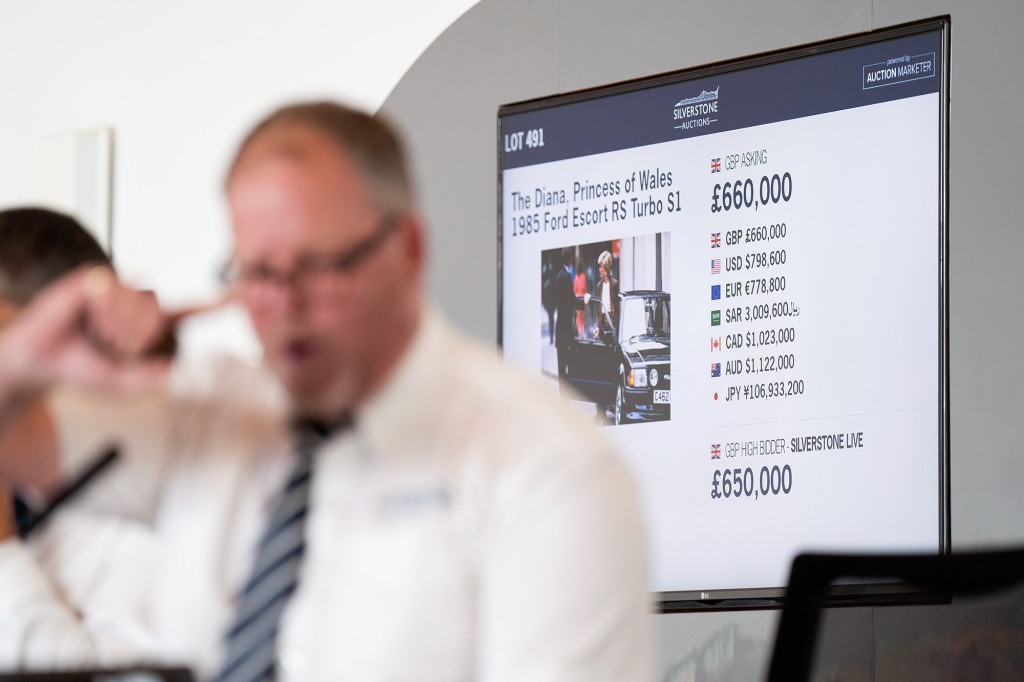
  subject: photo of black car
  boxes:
[564,290,671,425]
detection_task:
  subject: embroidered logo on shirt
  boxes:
[378,486,452,517]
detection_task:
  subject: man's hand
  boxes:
[0,266,172,409]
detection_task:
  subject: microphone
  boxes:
[18,446,120,538]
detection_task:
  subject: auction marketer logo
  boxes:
[673,86,720,132]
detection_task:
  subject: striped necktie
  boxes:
[215,418,344,682]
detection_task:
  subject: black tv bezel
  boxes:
[497,17,951,612]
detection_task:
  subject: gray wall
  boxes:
[381,0,1024,678]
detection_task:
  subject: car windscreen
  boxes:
[621,297,670,341]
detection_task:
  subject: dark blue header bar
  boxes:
[500,26,944,170]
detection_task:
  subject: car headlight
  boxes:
[649,368,659,387]
[628,368,647,387]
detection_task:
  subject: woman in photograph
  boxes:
[594,250,619,334]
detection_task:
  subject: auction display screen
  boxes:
[498,20,949,605]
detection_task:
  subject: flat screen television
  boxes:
[498,17,949,610]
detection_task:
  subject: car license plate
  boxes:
[653,390,671,404]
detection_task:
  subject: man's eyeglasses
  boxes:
[220,213,401,300]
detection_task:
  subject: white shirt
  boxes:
[0,311,653,681]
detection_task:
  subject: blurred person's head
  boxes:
[560,247,573,268]
[223,101,426,420]
[0,207,110,330]
[597,251,612,282]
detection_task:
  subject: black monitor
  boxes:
[498,17,950,610]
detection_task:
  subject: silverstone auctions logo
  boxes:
[673,86,720,131]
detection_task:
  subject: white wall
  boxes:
[0,0,478,356]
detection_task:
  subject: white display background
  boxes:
[503,94,940,594]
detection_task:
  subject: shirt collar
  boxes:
[352,307,447,458]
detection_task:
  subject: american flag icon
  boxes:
[711,258,721,274]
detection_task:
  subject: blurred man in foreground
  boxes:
[0,102,652,681]
[0,210,165,668]
[0,208,114,531]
